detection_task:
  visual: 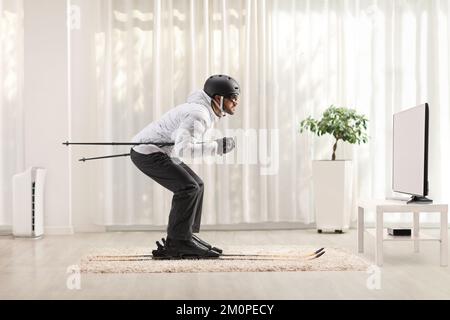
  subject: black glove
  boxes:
[216,137,235,155]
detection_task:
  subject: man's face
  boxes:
[215,94,239,115]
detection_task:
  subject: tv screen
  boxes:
[392,103,431,203]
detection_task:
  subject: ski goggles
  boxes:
[225,94,239,103]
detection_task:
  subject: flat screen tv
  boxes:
[392,103,432,204]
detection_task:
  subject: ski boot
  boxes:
[165,237,220,259]
[152,237,219,259]
[192,234,223,254]
[152,239,169,259]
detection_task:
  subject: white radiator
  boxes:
[12,167,46,238]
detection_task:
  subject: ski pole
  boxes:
[78,153,131,162]
[62,141,174,146]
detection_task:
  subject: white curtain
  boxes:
[73,0,450,228]
[0,0,23,226]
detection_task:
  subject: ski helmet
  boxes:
[203,74,240,99]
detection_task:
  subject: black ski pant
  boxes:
[130,149,204,240]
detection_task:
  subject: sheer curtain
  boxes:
[0,0,23,226]
[75,0,450,228]
[89,0,298,227]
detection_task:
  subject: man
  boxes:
[130,75,240,259]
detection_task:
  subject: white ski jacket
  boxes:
[132,90,220,158]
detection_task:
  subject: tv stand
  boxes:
[358,199,448,267]
[407,196,433,204]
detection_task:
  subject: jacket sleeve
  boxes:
[172,112,218,158]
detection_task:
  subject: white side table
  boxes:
[358,199,448,267]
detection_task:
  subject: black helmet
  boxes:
[203,74,240,99]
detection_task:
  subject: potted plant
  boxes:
[300,105,369,233]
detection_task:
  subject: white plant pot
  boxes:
[312,160,353,233]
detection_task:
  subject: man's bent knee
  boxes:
[177,182,200,195]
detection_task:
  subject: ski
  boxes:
[221,247,325,258]
[87,253,325,262]
[87,248,326,261]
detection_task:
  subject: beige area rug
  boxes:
[79,246,371,273]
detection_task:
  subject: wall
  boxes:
[68,0,105,232]
[23,0,72,234]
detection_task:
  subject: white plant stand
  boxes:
[358,199,448,267]
[313,160,352,233]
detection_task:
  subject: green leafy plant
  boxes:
[300,105,369,160]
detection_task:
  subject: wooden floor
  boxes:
[0,229,449,299]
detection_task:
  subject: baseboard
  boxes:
[1,225,74,236]
[106,222,316,232]
[106,225,165,232]
[44,226,74,235]
[0,225,12,236]
[200,222,317,231]
[73,225,107,233]
[5,223,447,235]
